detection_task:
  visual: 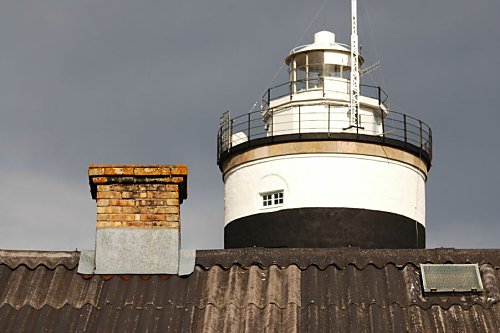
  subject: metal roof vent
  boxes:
[421,264,484,293]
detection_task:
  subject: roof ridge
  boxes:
[0,250,80,270]
[3,301,498,312]
[0,302,301,311]
[195,262,421,271]
[0,249,78,257]
[0,262,78,271]
[407,302,500,311]
[0,302,99,311]
[109,301,302,311]
[304,301,500,311]
[195,248,500,270]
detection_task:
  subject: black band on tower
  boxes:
[225,207,425,249]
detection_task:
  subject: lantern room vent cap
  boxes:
[286,30,352,64]
[314,31,336,44]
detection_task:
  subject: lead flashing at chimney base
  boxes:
[87,164,188,274]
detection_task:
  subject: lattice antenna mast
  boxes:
[350,0,360,127]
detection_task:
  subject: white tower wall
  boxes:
[224,153,426,227]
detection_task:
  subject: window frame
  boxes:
[260,190,284,208]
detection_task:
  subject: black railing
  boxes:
[217,102,432,167]
[260,80,390,110]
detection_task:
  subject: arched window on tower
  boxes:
[259,174,288,209]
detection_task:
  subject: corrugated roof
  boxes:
[0,250,79,270]
[1,248,499,332]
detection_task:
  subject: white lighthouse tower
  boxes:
[217,6,432,249]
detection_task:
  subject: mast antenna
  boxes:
[350,0,360,128]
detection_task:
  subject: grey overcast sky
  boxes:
[1,0,499,250]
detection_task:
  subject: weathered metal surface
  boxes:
[178,249,196,276]
[422,264,484,293]
[95,228,179,274]
[195,248,500,270]
[1,248,500,332]
[300,304,500,333]
[0,304,302,333]
[1,303,498,333]
[77,250,95,274]
[0,250,78,270]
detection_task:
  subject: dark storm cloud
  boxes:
[0,0,498,250]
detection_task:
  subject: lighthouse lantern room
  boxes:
[217,4,432,249]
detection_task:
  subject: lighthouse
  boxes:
[217,7,432,249]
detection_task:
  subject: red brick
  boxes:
[109,199,136,206]
[109,184,128,191]
[97,214,110,221]
[97,206,122,214]
[91,177,108,184]
[97,221,123,228]
[88,167,105,176]
[166,214,180,222]
[170,166,188,175]
[97,199,110,207]
[103,167,134,175]
[124,221,143,228]
[96,191,121,199]
[164,206,179,214]
[133,167,171,176]
[137,199,168,206]
[140,214,166,222]
[170,176,185,183]
[166,199,179,206]
[121,206,141,214]
[97,185,111,191]
[153,191,178,199]
[110,214,136,221]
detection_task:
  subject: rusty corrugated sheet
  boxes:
[1,248,500,332]
[0,304,301,333]
[301,263,499,310]
[300,304,500,333]
[0,264,301,310]
[2,303,498,333]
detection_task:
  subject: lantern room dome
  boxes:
[285,30,364,65]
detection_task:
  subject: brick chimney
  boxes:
[87,164,188,274]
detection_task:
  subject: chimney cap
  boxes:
[88,164,188,176]
[88,164,188,201]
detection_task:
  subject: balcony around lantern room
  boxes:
[217,79,432,170]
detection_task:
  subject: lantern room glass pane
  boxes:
[324,64,342,78]
[308,51,323,65]
[296,66,306,91]
[335,65,341,77]
[308,63,322,89]
[324,64,334,77]
[342,66,351,79]
[295,53,306,68]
